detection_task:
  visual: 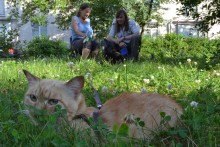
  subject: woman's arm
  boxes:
[123,32,140,40]
[107,36,124,44]
[72,17,87,37]
[107,20,124,44]
[124,20,141,40]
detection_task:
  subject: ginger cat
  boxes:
[23,70,183,139]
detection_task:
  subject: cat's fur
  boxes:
[23,70,183,138]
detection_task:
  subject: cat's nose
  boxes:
[35,102,47,110]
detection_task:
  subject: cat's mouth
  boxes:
[23,104,67,125]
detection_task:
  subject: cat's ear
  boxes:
[23,70,40,86]
[65,76,84,94]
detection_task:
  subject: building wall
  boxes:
[1,0,71,46]
[19,14,71,44]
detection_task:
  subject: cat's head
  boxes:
[23,70,85,121]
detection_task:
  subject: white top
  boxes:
[108,19,140,42]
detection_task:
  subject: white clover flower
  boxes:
[150,75,155,80]
[195,79,201,84]
[102,86,108,93]
[187,59,191,63]
[85,72,91,78]
[68,61,74,65]
[108,78,114,83]
[167,84,172,90]
[18,70,23,74]
[23,110,31,116]
[158,66,162,69]
[140,88,147,93]
[68,62,75,69]
[123,64,126,67]
[194,62,198,65]
[143,79,150,84]
[190,101,198,108]
[42,58,48,61]
[112,90,117,96]
[179,62,182,65]
[215,72,220,77]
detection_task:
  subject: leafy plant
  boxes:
[24,36,69,57]
[0,49,220,146]
[0,25,19,53]
[141,33,220,68]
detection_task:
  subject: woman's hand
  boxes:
[115,37,124,44]
[81,34,87,38]
[119,42,126,47]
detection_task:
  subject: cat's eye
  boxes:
[47,99,59,105]
[29,94,37,102]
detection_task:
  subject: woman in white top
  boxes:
[106,10,141,61]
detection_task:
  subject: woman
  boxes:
[106,10,141,61]
[71,3,99,59]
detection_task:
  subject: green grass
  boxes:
[0,57,219,146]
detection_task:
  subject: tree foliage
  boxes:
[6,0,170,37]
[89,0,122,37]
[7,0,122,37]
[176,0,220,32]
[122,0,165,35]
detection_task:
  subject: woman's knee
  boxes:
[92,39,100,49]
[130,35,141,43]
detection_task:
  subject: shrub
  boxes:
[0,25,19,53]
[208,39,220,67]
[141,33,220,67]
[24,36,69,57]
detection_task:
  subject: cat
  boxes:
[23,70,183,139]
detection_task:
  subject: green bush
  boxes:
[141,33,220,66]
[25,36,69,57]
[208,39,220,67]
[0,25,19,53]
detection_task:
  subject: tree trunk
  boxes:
[141,0,154,36]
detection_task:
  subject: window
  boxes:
[144,21,159,38]
[0,0,5,16]
[144,28,158,38]
[177,24,199,37]
[183,6,198,17]
[0,26,3,32]
[32,23,47,37]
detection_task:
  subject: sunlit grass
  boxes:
[0,57,219,146]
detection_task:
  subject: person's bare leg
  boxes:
[81,48,90,60]
[92,49,99,59]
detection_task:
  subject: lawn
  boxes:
[0,56,219,146]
